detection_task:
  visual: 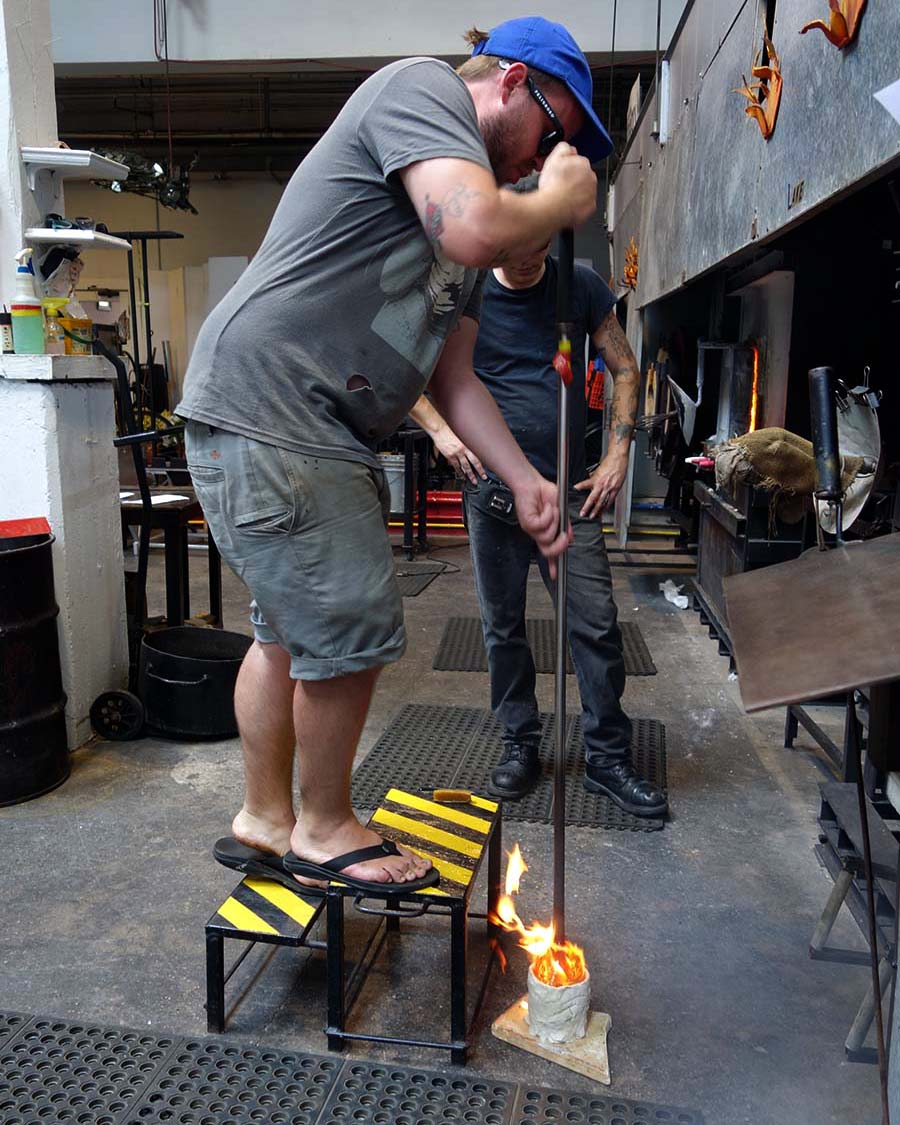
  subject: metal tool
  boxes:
[808,365,844,547]
[552,229,575,944]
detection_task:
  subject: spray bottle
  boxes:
[11,248,44,355]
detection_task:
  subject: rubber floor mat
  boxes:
[395,561,444,597]
[432,617,656,675]
[352,704,667,830]
[0,1012,705,1124]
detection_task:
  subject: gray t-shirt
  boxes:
[177,58,490,465]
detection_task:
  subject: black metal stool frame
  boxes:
[324,811,502,1066]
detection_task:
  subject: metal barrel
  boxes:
[0,534,69,805]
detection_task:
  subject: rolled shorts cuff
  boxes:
[275,623,408,680]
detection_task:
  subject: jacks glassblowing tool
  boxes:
[551,227,575,944]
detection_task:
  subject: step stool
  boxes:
[205,787,502,1065]
[205,872,325,1033]
[325,788,502,1065]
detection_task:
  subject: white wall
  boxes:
[0,364,128,748]
[63,179,283,274]
[1,0,60,308]
[66,179,266,395]
[51,1,687,68]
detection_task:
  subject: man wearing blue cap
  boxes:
[178,16,607,896]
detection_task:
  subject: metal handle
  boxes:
[146,670,209,687]
[352,895,433,919]
[808,366,841,501]
[556,229,575,327]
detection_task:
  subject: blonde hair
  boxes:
[456,26,564,92]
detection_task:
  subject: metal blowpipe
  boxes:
[552,228,575,943]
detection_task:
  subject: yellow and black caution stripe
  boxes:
[368,788,499,900]
[210,876,322,941]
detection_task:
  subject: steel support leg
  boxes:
[846,956,895,1063]
[326,890,346,1053]
[205,931,225,1033]
[487,818,501,943]
[809,868,869,963]
[450,901,468,1065]
[784,706,799,748]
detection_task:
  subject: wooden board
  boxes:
[492,996,612,1085]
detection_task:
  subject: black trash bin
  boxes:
[0,530,69,805]
[139,627,251,739]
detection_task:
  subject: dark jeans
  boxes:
[464,481,632,768]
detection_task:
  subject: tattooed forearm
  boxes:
[595,311,634,368]
[613,419,635,443]
[594,310,639,452]
[609,370,639,450]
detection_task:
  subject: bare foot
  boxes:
[289,816,432,890]
[232,807,295,858]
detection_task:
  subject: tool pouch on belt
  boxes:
[463,477,520,529]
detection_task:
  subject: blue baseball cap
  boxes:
[471,16,613,163]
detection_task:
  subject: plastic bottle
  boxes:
[11,248,43,355]
[41,297,69,355]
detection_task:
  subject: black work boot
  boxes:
[584,759,668,817]
[488,743,541,800]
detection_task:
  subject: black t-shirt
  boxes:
[472,256,617,484]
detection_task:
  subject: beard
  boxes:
[480,103,530,186]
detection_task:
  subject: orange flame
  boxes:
[491,844,587,987]
[749,346,759,433]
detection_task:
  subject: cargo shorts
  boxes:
[185,422,406,680]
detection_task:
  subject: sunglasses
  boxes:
[524,76,566,158]
[498,59,567,159]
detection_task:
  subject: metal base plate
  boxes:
[395,561,443,597]
[351,705,667,830]
[0,1011,705,1125]
[432,618,656,676]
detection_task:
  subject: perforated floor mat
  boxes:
[0,1013,704,1125]
[395,561,444,597]
[352,704,667,830]
[432,618,656,676]
[511,1085,704,1125]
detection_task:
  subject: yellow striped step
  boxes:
[208,876,323,943]
[367,787,500,901]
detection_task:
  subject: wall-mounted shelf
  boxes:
[25,227,132,252]
[21,147,129,191]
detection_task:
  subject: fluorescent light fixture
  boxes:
[97,298,112,310]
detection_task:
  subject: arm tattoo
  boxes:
[596,311,634,368]
[423,185,482,251]
[595,310,639,448]
[424,197,445,250]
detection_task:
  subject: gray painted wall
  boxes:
[50,0,687,68]
[611,0,900,307]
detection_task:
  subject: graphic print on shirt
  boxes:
[371,235,472,374]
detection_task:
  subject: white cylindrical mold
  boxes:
[526,965,591,1044]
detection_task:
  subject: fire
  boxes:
[491,844,587,987]
[749,346,760,433]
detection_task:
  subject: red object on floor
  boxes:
[428,490,463,523]
[0,517,51,547]
[387,490,466,537]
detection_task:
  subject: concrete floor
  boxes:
[1,534,883,1124]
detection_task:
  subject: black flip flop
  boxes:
[213,836,324,897]
[283,839,440,895]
